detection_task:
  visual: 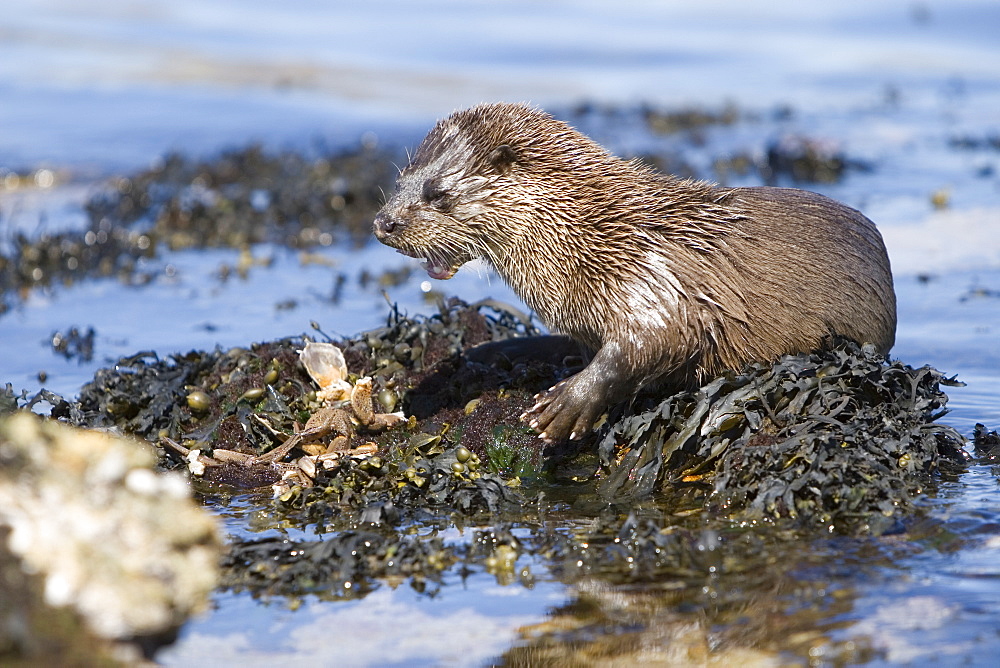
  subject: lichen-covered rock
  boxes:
[0,413,221,646]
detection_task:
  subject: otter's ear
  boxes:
[487,144,517,173]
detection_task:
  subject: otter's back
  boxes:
[723,186,896,356]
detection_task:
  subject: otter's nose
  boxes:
[373,212,397,240]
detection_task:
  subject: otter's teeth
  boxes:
[422,261,455,280]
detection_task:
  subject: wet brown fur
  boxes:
[374,103,897,441]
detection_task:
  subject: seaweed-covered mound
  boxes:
[33,299,551,497]
[223,338,972,603]
[598,340,969,531]
[16,305,971,538]
[6,302,981,620]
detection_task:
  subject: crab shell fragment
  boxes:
[299,341,353,402]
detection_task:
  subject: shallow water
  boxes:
[2,1,1000,665]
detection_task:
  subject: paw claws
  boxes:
[537,431,548,440]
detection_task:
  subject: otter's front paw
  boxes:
[520,378,599,442]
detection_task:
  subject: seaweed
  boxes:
[270,441,528,531]
[597,339,969,531]
[49,326,96,362]
[0,143,397,315]
[973,423,1000,461]
[221,530,456,601]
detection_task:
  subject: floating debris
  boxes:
[49,325,96,362]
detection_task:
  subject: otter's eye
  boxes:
[421,179,452,211]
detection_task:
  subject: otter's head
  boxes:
[372,103,551,280]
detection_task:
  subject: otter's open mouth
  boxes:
[421,260,459,280]
[394,249,462,280]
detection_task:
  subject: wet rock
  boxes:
[0,413,221,660]
[1,528,132,666]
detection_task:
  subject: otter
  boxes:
[373,103,896,442]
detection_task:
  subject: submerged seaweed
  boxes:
[222,530,457,601]
[973,423,1000,462]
